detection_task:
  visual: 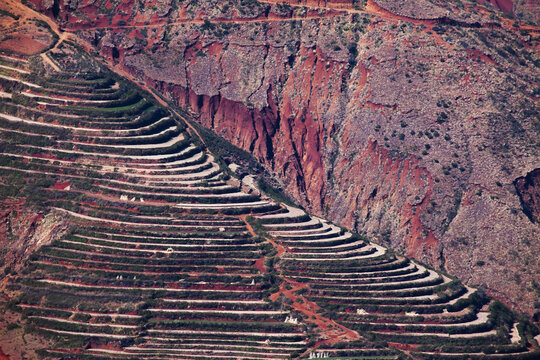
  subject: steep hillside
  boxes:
[0,2,540,358]
[23,0,540,316]
[0,28,539,360]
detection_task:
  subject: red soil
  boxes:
[0,35,47,55]
[238,213,359,350]
[365,101,395,111]
[47,188,177,208]
[62,11,341,32]
[271,275,360,354]
[267,237,286,257]
[493,0,514,13]
[239,215,270,275]
[266,0,353,8]
[0,276,9,294]
[388,342,420,352]
[0,0,58,55]
[0,347,9,360]
[466,48,497,66]
[253,258,267,274]
[0,198,25,206]
[52,182,70,190]
[357,65,368,88]
[81,201,99,207]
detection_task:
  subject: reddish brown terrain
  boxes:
[0,1,539,358]
[0,0,58,55]
[243,213,360,351]
[21,0,540,317]
[0,200,68,276]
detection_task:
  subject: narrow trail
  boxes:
[0,275,10,295]
[260,0,540,38]
[172,109,210,151]
[258,0,367,15]
[271,274,361,358]
[239,215,268,275]
[37,0,437,34]
[40,31,70,71]
[5,0,475,49]
[239,215,360,358]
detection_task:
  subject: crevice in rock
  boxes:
[514,168,540,224]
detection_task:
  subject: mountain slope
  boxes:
[23,0,540,316]
[0,33,539,359]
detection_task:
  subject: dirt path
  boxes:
[0,275,9,295]
[4,0,404,33]
[270,273,361,358]
[172,109,210,151]
[6,0,457,56]
[240,215,268,274]
[40,52,60,71]
[52,0,429,33]
[239,215,360,358]
[40,29,70,71]
[286,293,358,351]
[259,0,364,15]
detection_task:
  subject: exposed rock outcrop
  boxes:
[515,168,540,224]
[0,201,69,276]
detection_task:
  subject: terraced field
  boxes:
[0,44,538,360]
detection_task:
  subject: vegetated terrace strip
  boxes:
[242,213,362,356]
[254,206,538,358]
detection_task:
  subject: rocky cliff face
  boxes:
[30,0,540,316]
[515,168,540,224]
[0,201,68,276]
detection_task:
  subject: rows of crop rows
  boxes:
[0,57,278,212]
[256,205,537,359]
[0,54,308,359]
